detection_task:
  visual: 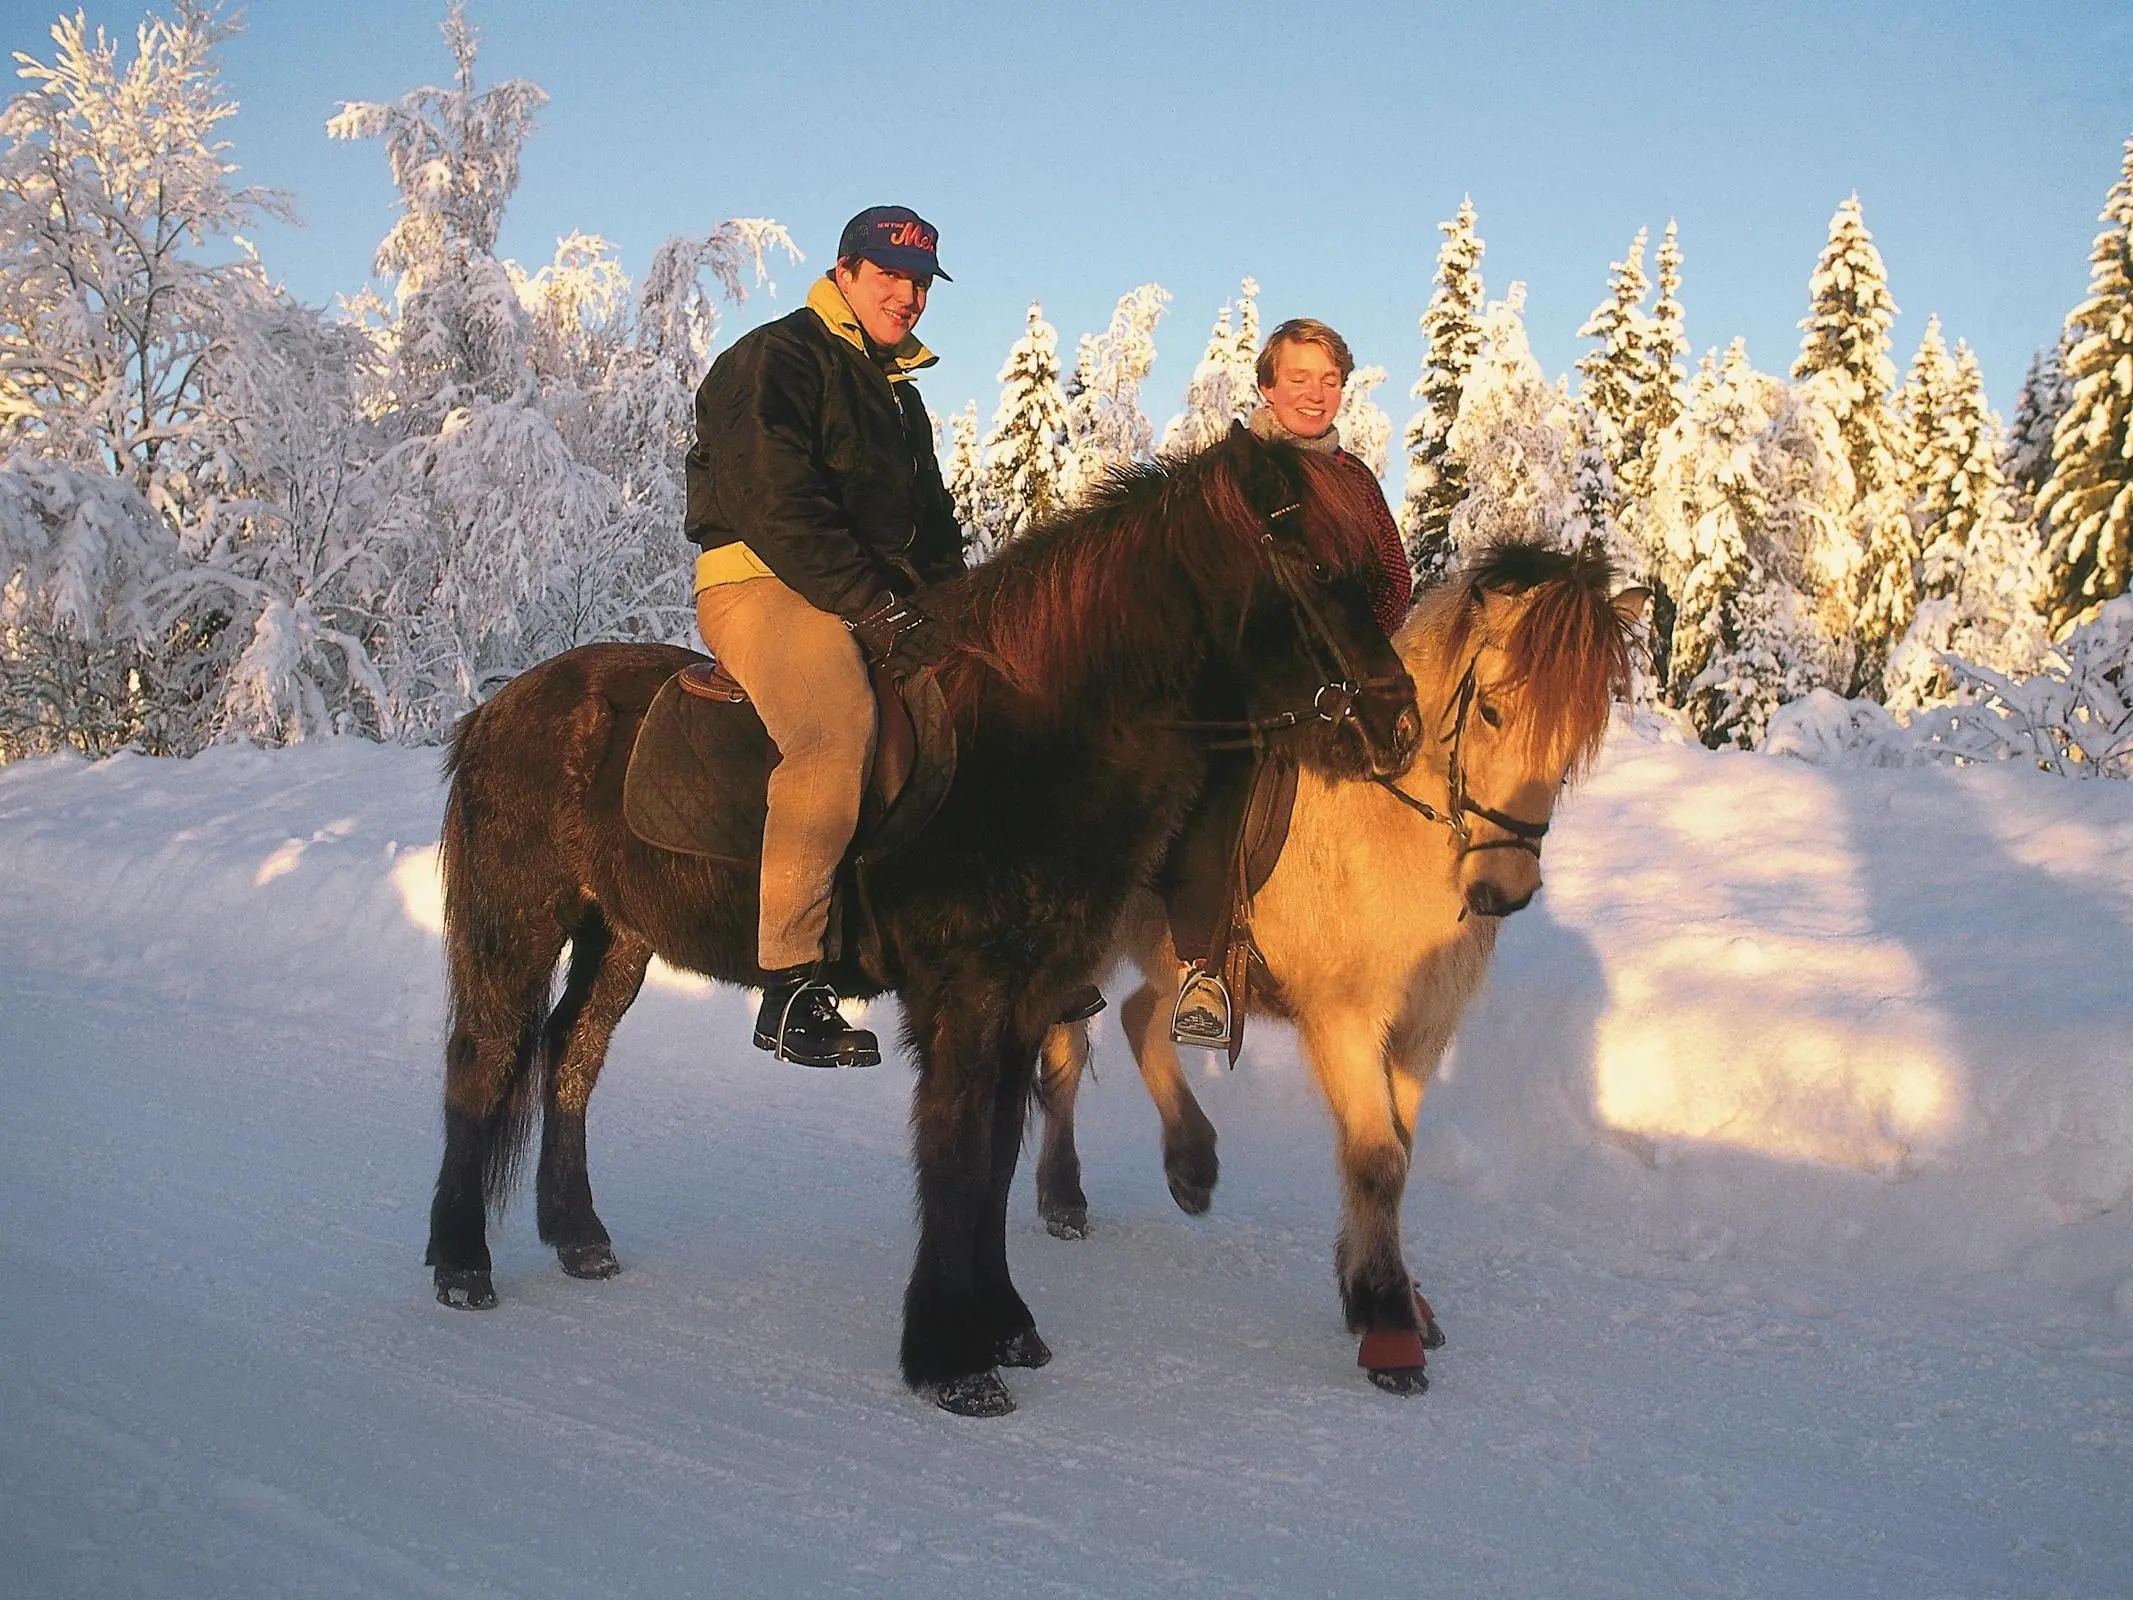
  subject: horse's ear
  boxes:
[1611,585,1652,625]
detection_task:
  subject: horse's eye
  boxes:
[1477,701,1502,729]
[1311,561,1331,582]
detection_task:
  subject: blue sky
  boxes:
[10,0,2131,430]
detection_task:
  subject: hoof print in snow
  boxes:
[994,1327,1052,1368]
[932,1371,1016,1417]
[557,1242,621,1280]
[434,1268,496,1310]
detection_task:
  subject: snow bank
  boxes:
[1424,730,2133,1311]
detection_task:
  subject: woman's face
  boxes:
[1258,338,1346,439]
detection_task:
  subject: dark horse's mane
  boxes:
[1414,539,1638,777]
[935,434,1389,719]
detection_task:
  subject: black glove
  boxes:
[846,593,949,676]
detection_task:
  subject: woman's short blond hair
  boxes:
[1256,318,1355,389]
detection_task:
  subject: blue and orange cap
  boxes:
[836,206,951,282]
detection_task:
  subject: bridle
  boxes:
[1376,650,1553,859]
[1156,468,1411,757]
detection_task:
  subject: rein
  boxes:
[1375,653,1552,859]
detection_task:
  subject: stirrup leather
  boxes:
[1170,965,1234,1050]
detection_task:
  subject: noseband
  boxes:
[1376,652,1553,858]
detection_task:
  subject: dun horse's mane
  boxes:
[937,433,1384,718]
[1406,539,1636,776]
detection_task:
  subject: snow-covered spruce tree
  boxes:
[1896,315,1963,598]
[1443,286,1594,560]
[1642,221,1689,450]
[2036,134,2133,631]
[1399,198,1486,587]
[2004,340,2070,510]
[1646,339,1842,746]
[1574,227,1653,522]
[1887,338,2049,707]
[940,400,992,560]
[0,2,298,756]
[1230,275,1260,391]
[981,302,1071,545]
[1334,365,1394,478]
[1160,278,1260,458]
[1060,282,1168,501]
[1627,220,1689,688]
[1792,194,1910,699]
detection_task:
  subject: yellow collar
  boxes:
[807,276,936,381]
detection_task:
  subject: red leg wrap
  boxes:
[1358,1327,1427,1371]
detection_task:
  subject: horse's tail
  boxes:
[438,700,558,1221]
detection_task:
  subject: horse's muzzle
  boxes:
[1362,699,1422,780]
[1463,878,1536,919]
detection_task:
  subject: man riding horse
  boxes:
[685,206,1097,1067]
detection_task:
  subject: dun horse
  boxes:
[1034,541,1643,1392]
[426,429,1421,1415]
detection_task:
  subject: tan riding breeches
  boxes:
[694,577,878,972]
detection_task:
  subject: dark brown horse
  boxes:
[424,428,1420,1415]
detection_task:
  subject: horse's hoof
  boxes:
[1166,1174,1214,1216]
[434,1267,496,1310]
[1366,1365,1430,1395]
[557,1242,621,1280]
[932,1371,1016,1417]
[1042,1205,1089,1240]
[995,1327,1052,1369]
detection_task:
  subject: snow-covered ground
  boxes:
[3,731,2130,1599]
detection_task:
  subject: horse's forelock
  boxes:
[1407,539,1635,777]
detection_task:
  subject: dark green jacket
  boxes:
[684,291,964,618]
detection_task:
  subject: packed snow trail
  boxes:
[2,736,2129,1598]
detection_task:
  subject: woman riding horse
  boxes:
[1167,318,1416,1046]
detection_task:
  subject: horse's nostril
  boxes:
[1464,881,1534,919]
[1397,708,1420,749]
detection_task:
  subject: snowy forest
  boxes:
[3,4,2130,775]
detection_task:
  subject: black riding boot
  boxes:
[753,967,881,1068]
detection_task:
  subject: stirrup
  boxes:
[1170,966,1234,1051]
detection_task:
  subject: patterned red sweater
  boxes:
[1329,448,1414,634]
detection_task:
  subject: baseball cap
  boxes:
[836,206,951,282]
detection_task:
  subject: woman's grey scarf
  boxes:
[1247,404,1341,454]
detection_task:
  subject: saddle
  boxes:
[621,656,957,974]
[1158,747,1299,1064]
